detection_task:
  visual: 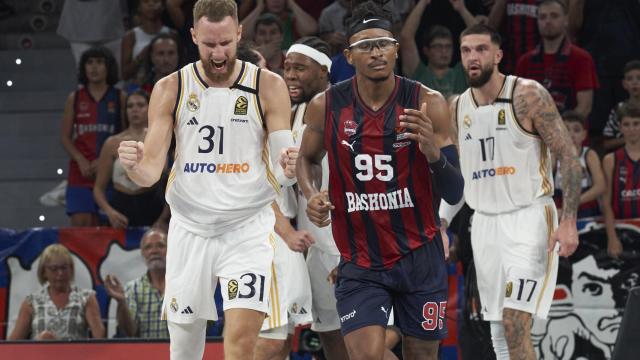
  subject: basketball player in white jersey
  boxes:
[117,0,296,359]
[282,36,353,360]
[441,24,582,360]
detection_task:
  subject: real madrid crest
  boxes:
[505,281,513,298]
[170,297,179,313]
[228,279,239,300]
[463,115,472,129]
[187,93,200,112]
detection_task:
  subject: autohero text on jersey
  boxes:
[183,162,250,174]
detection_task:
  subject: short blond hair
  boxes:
[37,244,74,285]
[193,0,238,23]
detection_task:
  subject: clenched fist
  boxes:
[118,141,144,172]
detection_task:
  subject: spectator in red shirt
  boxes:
[516,0,598,121]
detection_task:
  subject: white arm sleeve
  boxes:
[269,129,297,187]
[439,196,465,227]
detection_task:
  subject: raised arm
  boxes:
[449,0,479,27]
[399,0,430,77]
[400,87,464,204]
[287,0,317,37]
[514,79,581,256]
[487,0,507,31]
[121,30,142,81]
[166,0,186,28]
[568,0,585,39]
[118,74,176,187]
[104,275,138,337]
[240,0,265,41]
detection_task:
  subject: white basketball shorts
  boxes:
[260,232,313,338]
[162,206,275,323]
[471,201,559,321]
[306,246,342,332]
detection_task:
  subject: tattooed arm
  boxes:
[514,79,581,257]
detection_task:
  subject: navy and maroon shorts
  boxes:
[335,233,449,340]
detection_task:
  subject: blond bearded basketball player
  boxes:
[118,0,296,358]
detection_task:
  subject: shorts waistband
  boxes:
[475,197,555,216]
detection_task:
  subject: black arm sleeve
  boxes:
[429,144,464,205]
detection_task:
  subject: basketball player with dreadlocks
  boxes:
[297,1,464,359]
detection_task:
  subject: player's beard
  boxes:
[203,55,237,83]
[293,87,318,105]
[466,63,494,88]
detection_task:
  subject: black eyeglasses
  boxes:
[348,37,398,53]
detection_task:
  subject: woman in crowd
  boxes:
[8,244,104,340]
[93,90,166,228]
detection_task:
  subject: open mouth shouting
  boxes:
[210,59,227,72]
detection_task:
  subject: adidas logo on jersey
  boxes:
[465,133,472,141]
[181,306,194,314]
[187,117,199,125]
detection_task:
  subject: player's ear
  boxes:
[190,27,197,46]
[344,48,353,65]
[237,24,243,41]
[495,48,503,66]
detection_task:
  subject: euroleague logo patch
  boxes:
[234,96,248,115]
[228,279,239,300]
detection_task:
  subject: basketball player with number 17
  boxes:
[440,24,582,360]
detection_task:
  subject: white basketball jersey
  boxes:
[292,103,339,256]
[457,75,554,214]
[166,61,279,236]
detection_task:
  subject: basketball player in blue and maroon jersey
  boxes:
[296,2,464,359]
[603,104,640,259]
[61,46,126,226]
